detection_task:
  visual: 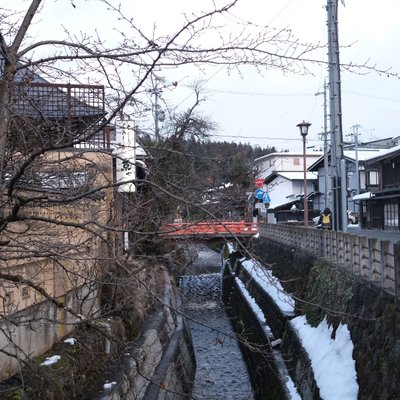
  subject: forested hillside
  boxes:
[140,135,276,223]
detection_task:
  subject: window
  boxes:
[360,171,366,190]
[368,170,379,186]
[384,203,398,229]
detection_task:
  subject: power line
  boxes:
[209,89,315,97]
[210,133,322,142]
[343,90,400,103]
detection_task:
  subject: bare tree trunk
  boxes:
[0,0,43,220]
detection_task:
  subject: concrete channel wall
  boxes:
[259,223,400,298]
[0,257,196,399]
[223,256,320,400]
[97,270,196,400]
[246,235,400,400]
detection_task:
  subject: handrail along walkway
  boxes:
[258,222,400,300]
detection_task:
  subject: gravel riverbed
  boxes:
[179,244,254,400]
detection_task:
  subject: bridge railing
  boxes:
[161,221,258,237]
[259,223,400,299]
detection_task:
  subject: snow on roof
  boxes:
[352,191,375,201]
[136,145,147,156]
[267,191,320,210]
[343,145,400,162]
[343,149,383,161]
[310,145,399,169]
[268,198,298,210]
[365,143,400,161]
[254,151,322,163]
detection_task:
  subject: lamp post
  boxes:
[297,121,312,226]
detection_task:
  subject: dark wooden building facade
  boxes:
[356,146,400,231]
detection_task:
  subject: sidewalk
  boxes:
[346,225,400,244]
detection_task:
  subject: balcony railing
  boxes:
[10,82,109,149]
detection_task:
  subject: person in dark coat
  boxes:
[318,207,332,230]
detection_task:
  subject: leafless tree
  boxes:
[0,1,395,398]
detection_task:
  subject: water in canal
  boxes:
[179,244,254,400]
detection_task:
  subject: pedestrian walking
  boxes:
[318,207,333,230]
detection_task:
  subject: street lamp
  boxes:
[297,121,312,226]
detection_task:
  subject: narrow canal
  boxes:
[179,244,254,400]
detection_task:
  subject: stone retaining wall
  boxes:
[259,223,400,298]
[249,236,400,400]
[96,270,196,400]
[280,322,320,400]
[222,262,291,400]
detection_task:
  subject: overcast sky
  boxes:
[10,0,400,152]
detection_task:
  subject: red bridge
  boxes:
[161,220,259,239]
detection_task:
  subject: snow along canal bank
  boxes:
[177,242,358,399]
[236,257,359,400]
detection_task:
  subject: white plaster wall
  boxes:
[267,178,295,206]
[267,178,316,208]
[255,153,322,179]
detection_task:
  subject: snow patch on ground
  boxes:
[238,257,359,400]
[103,381,117,389]
[241,258,295,314]
[291,316,358,399]
[235,277,301,399]
[40,355,61,366]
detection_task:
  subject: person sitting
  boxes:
[318,207,332,230]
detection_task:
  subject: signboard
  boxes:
[255,178,264,188]
[263,192,271,205]
[255,203,266,213]
[114,119,136,192]
[255,189,264,200]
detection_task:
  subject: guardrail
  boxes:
[259,223,400,299]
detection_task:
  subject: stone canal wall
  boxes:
[223,264,292,400]
[97,269,196,400]
[228,236,400,400]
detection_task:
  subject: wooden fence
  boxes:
[259,223,400,299]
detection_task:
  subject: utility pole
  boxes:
[148,86,162,138]
[315,78,330,208]
[349,124,361,196]
[148,75,165,139]
[327,0,346,231]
